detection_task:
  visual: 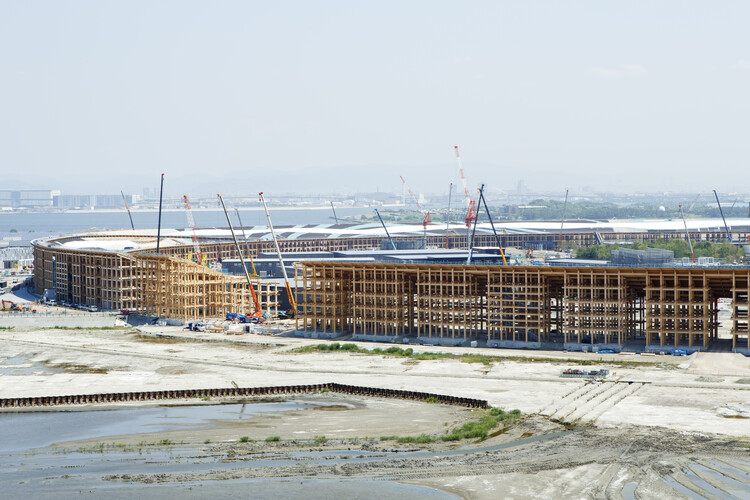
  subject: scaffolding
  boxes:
[295,262,750,350]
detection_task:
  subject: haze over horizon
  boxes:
[2,1,749,197]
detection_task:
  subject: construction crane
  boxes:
[259,192,296,313]
[447,182,453,229]
[330,201,339,224]
[445,182,454,248]
[679,204,696,264]
[217,194,262,317]
[686,193,701,215]
[399,175,431,238]
[234,208,258,276]
[182,195,203,265]
[454,146,477,228]
[156,173,164,254]
[2,300,21,312]
[467,185,508,265]
[713,190,732,242]
[121,191,135,230]
[558,189,569,251]
[374,209,396,250]
[476,184,507,264]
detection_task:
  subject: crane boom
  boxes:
[477,184,507,264]
[454,146,470,207]
[259,192,296,311]
[679,204,696,263]
[375,209,396,250]
[454,146,476,227]
[686,193,701,215]
[234,208,258,276]
[156,173,164,254]
[121,191,135,230]
[558,189,569,251]
[400,175,423,212]
[218,194,262,316]
[400,175,430,230]
[466,185,483,264]
[713,190,732,242]
[330,201,339,223]
[183,195,203,265]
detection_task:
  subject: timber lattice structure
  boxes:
[295,262,750,351]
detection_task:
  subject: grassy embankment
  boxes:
[382,407,523,444]
[296,342,671,369]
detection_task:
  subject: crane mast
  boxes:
[182,195,203,265]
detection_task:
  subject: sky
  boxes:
[1,1,749,198]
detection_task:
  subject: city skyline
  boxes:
[2,2,749,196]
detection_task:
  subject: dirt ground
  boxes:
[1,325,749,498]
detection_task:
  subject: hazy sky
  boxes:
[1,1,749,197]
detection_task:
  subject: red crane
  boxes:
[399,175,431,230]
[454,146,477,227]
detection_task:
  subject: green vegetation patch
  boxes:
[295,343,665,368]
[381,407,523,444]
[575,239,743,262]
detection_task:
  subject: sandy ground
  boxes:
[2,325,749,498]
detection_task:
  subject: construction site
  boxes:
[27,212,750,354]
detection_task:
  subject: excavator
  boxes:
[2,300,22,312]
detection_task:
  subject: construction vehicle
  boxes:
[259,192,296,316]
[218,194,263,320]
[2,300,21,312]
